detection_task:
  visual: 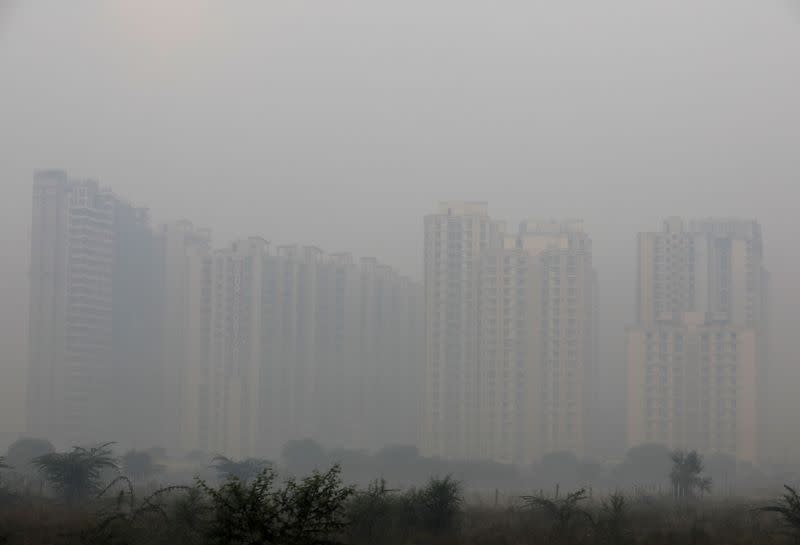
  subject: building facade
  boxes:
[111,199,163,448]
[423,203,596,464]
[28,171,162,447]
[260,247,424,458]
[206,237,269,459]
[518,220,596,460]
[159,221,213,454]
[28,172,423,458]
[423,202,500,460]
[627,218,767,462]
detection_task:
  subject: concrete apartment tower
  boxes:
[260,247,423,458]
[159,221,212,454]
[423,203,596,463]
[28,171,161,447]
[475,220,596,464]
[28,172,423,458]
[517,220,596,460]
[206,237,269,460]
[423,202,500,460]
[28,172,115,445]
[627,218,768,462]
[154,235,423,460]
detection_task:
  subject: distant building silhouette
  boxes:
[28,171,160,447]
[626,218,769,462]
[28,172,423,457]
[422,203,597,463]
[168,239,423,459]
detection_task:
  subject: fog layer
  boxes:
[1,0,799,460]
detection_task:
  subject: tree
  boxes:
[596,491,631,545]
[5,438,54,495]
[613,443,671,487]
[6,438,54,472]
[282,438,326,475]
[34,442,119,503]
[123,450,165,485]
[669,449,712,500]
[346,479,398,545]
[416,475,463,535]
[210,455,271,483]
[374,445,419,465]
[759,485,800,537]
[84,477,200,545]
[198,464,354,545]
[537,451,601,490]
[327,448,371,468]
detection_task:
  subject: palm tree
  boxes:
[210,455,271,483]
[34,442,119,503]
[669,449,712,500]
[759,485,800,536]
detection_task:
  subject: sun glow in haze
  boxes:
[106,0,219,59]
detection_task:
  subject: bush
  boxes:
[345,479,397,545]
[522,488,592,544]
[199,464,354,545]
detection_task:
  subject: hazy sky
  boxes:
[2,1,799,456]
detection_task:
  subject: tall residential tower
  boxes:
[627,218,768,462]
[423,202,499,460]
[27,170,428,458]
[423,203,596,463]
[28,171,163,447]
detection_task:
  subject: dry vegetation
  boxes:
[0,478,798,545]
[1,441,799,544]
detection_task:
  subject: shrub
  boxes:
[522,488,591,544]
[198,464,354,545]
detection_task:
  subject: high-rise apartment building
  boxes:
[260,247,423,458]
[354,258,424,450]
[112,200,163,448]
[207,237,269,459]
[423,203,596,463]
[28,171,162,447]
[627,218,767,462]
[518,220,596,459]
[423,202,500,460]
[156,238,423,459]
[159,221,212,454]
[28,171,423,457]
[475,233,530,464]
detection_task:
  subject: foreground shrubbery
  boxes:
[2,441,800,544]
[1,473,800,545]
